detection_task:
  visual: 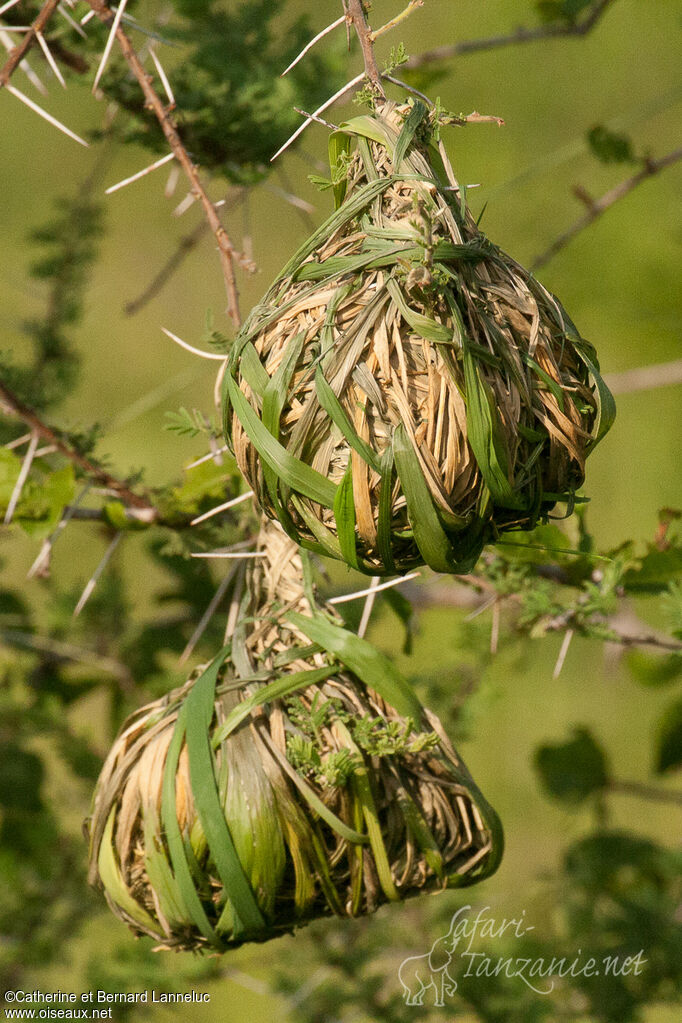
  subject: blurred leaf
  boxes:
[627,650,682,688]
[0,744,44,812]
[654,696,682,773]
[587,125,636,164]
[622,542,682,593]
[16,465,75,538]
[535,726,610,803]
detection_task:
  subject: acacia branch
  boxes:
[607,779,682,806]
[0,379,157,515]
[86,0,243,325]
[0,0,60,89]
[405,0,616,69]
[346,0,386,99]
[533,146,682,269]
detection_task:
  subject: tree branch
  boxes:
[0,379,157,515]
[0,0,60,89]
[608,779,682,807]
[605,359,682,395]
[86,0,244,326]
[533,146,682,269]
[346,0,386,99]
[405,0,616,69]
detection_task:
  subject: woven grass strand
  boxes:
[224,102,614,574]
[87,521,502,952]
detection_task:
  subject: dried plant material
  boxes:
[87,522,502,952]
[224,102,615,574]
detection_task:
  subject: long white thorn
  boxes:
[149,45,175,106]
[280,15,346,77]
[190,491,254,526]
[179,568,237,666]
[105,151,175,194]
[6,84,89,146]
[0,0,22,15]
[357,575,380,639]
[173,191,196,216]
[4,432,32,451]
[80,9,95,25]
[4,432,38,525]
[186,445,229,470]
[270,73,364,162]
[329,572,420,605]
[553,628,574,680]
[57,3,88,38]
[190,551,265,560]
[35,31,66,88]
[92,0,128,94]
[161,326,227,361]
[0,30,47,94]
[27,484,92,579]
[73,533,122,617]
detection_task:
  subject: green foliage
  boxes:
[536,0,596,24]
[534,726,610,803]
[105,0,346,184]
[654,695,682,773]
[587,124,637,165]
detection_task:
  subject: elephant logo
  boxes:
[398,912,463,1007]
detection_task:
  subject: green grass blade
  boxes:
[392,423,458,573]
[161,705,221,946]
[315,366,382,473]
[333,461,360,571]
[227,376,337,507]
[183,657,266,937]
[287,611,424,722]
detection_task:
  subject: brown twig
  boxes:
[532,146,682,269]
[0,0,60,89]
[605,359,682,395]
[125,187,250,316]
[0,379,157,515]
[346,0,386,99]
[86,0,243,326]
[608,779,682,807]
[405,0,616,69]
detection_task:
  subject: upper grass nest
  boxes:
[223,100,615,576]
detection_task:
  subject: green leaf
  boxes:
[287,610,424,722]
[462,343,523,509]
[623,543,682,594]
[227,375,337,508]
[534,727,610,804]
[315,367,382,473]
[654,697,682,774]
[392,424,457,573]
[587,125,635,165]
[328,130,352,208]
[393,100,429,169]
[333,461,359,571]
[183,652,266,937]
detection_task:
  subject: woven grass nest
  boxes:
[87,524,502,952]
[223,101,615,575]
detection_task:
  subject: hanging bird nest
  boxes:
[87,523,502,952]
[223,101,615,575]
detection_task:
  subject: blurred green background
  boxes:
[1,1,681,1021]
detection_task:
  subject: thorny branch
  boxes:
[0,0,60,89]
[0,379,157,515]
[86,0,247,326]
[346,0,386,100]
[405,0,617,69]
[533,146,682,268]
